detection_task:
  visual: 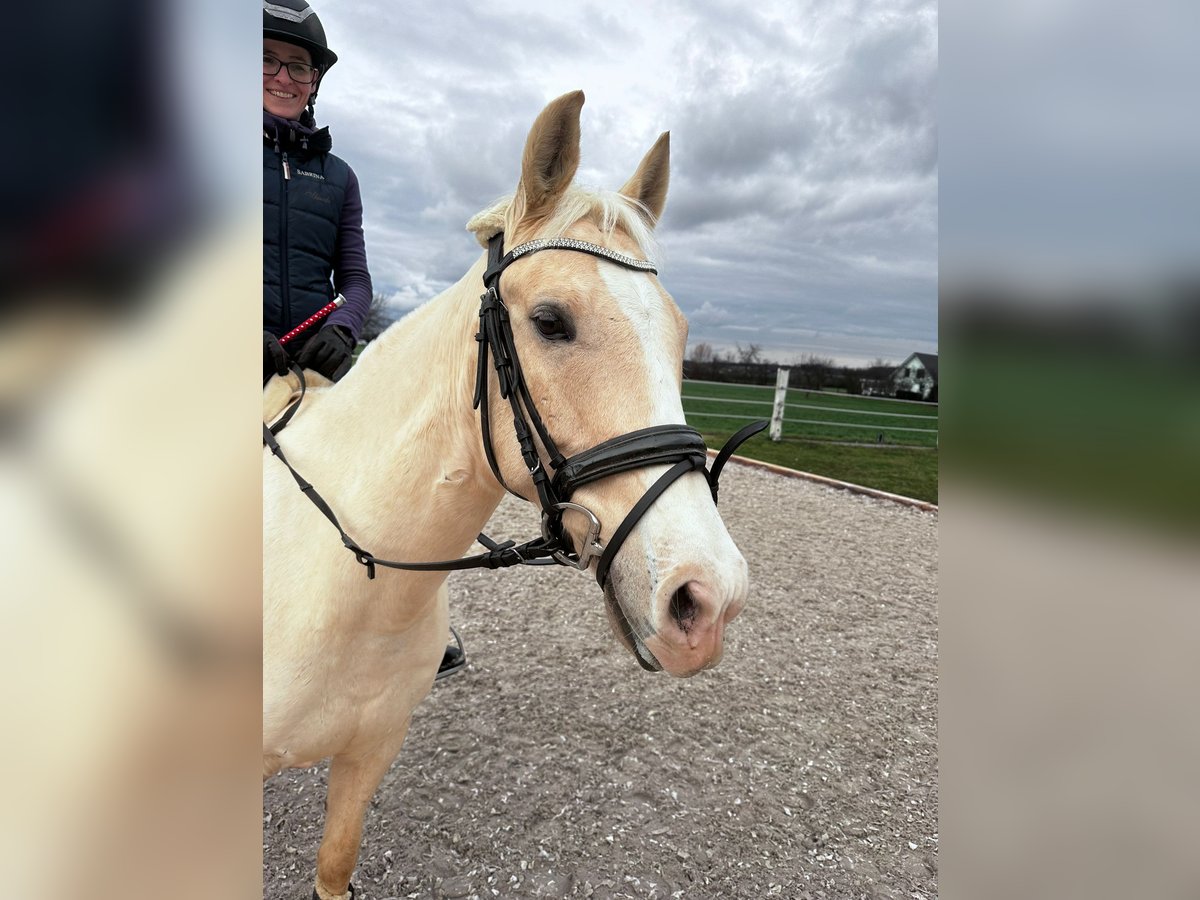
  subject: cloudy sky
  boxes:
[309,0,936,367]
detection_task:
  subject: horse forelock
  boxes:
[465,187,660,262]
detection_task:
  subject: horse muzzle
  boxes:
[604,559,748,677]
[645,576,746,677]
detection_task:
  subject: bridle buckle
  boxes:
[541,501,606,571]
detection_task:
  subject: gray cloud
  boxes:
[310,0,936,365]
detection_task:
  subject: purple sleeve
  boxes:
[327,165,373,339]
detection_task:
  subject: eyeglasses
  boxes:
[263,54,319,84]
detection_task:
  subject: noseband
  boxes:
[263,232,765,587]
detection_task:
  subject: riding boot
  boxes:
[435,643,466,680]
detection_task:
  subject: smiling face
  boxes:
[263,38,316,121]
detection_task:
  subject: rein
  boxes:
[264,232,765,585]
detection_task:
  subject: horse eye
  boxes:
[531,308,573,342]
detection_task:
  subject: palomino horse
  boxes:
[264,91,755,900]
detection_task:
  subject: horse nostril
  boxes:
[669,583,699,633]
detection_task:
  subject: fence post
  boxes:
[770,367,790,441]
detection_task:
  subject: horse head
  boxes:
[467,91,750,677]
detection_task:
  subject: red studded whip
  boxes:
[278,294,345,345]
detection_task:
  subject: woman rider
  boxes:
[263,0,464,678]
[262,0,368,382]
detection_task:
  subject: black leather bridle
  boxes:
[263,231,765,587]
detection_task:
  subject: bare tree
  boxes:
[689,342,715,363]
[735,342,762,364]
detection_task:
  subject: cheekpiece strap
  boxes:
[477,231,568,538]
[483,232,508,287]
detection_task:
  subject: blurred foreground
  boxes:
[941,0,1200,897]
[1,220,264,900]
[0,2,262,899]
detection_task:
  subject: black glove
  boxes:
[296,324,355,381]
[264,331,290,384]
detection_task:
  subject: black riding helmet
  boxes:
[263,0,338,73]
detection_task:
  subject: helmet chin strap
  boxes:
[307,73,322,114]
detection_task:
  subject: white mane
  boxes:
[466,186,661,261]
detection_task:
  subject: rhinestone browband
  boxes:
[504,238,658,274]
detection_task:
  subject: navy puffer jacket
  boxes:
[263,110,372,347]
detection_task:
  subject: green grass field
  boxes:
[683,379,939,503]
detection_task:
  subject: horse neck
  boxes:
[311,254,505,562]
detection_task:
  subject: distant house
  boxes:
[890,352,938,401]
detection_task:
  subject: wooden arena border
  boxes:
[708,450,939,513]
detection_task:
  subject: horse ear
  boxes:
[512,90,585,225]
[619,131,670,227]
